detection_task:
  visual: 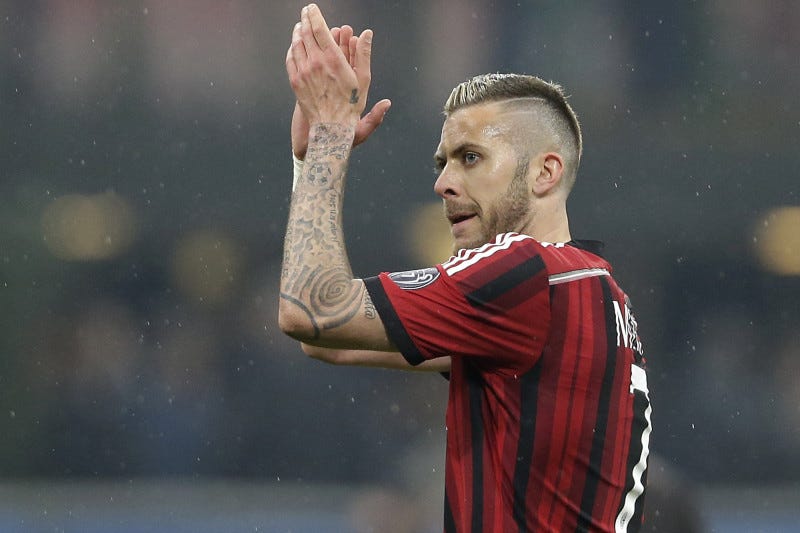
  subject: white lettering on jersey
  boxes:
[613,300,643,354]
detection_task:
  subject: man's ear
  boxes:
[533,152,564,195]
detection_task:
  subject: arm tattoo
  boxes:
[363,290,377,320]
[281,122,363,337]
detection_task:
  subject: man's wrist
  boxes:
[306,123,356,161]
[308,121,357,137]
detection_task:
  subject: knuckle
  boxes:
[308,58,323,72]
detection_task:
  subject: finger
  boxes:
[354,29,373,91]
[362,101,387,126]
[299,6,319,55]
[285,45,297,76]
[291,20,306,58]
[374,98,392,116]
[348,35,357,69]
[305,4,335,51]
[331,26,346,61]
[366,99,391,126]
[338,25,353,62]
[289,22,307,75]
[354,99,392,146]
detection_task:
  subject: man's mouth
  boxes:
[448,213,476,226]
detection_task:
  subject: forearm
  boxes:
[280,122,362,342]
[301,343,453,373]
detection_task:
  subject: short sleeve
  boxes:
[364,233,551,371]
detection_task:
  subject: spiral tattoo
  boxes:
[309,268,361,325]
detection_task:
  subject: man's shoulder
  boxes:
[439,233,612,280]
[534,238,612,278]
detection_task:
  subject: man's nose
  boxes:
[433,167,459,199]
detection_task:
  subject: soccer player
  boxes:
[280,4,651,532]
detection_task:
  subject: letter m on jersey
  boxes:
[613,300,643,354]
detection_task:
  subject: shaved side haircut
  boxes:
[444,73,583,191]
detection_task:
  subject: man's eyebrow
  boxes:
[434,143,487,170]
[435,142,485,159]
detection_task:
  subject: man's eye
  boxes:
[464,152,479,164]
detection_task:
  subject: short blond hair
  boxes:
[444,74,582,188]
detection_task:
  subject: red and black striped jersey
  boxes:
[364,232,651,532]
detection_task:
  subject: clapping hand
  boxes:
[287,4,391,159]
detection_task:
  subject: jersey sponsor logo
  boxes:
[388,267,440,290]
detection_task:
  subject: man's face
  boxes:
[433,102,534,252]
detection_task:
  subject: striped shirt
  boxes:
[364,232,651,532]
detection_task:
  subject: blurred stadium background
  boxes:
[2,1,799,531]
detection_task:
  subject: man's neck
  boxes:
[523,202,571,243]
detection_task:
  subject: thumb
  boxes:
[354,99,391,147]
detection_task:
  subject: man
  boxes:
[280,4,651,532]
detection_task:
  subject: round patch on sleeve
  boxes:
[388,268,440,290]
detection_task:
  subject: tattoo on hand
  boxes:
[349,89,359,104]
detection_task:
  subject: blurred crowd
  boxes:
[2,0,799,506]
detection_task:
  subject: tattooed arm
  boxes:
[279,5,395,352]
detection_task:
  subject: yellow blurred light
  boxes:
[41,192,137,261]
[406,202,454,265]
[752,206,800,276]
[172,230,243,305]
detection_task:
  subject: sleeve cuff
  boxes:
[363,276,426,366]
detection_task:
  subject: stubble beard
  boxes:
[456,157,532,252]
